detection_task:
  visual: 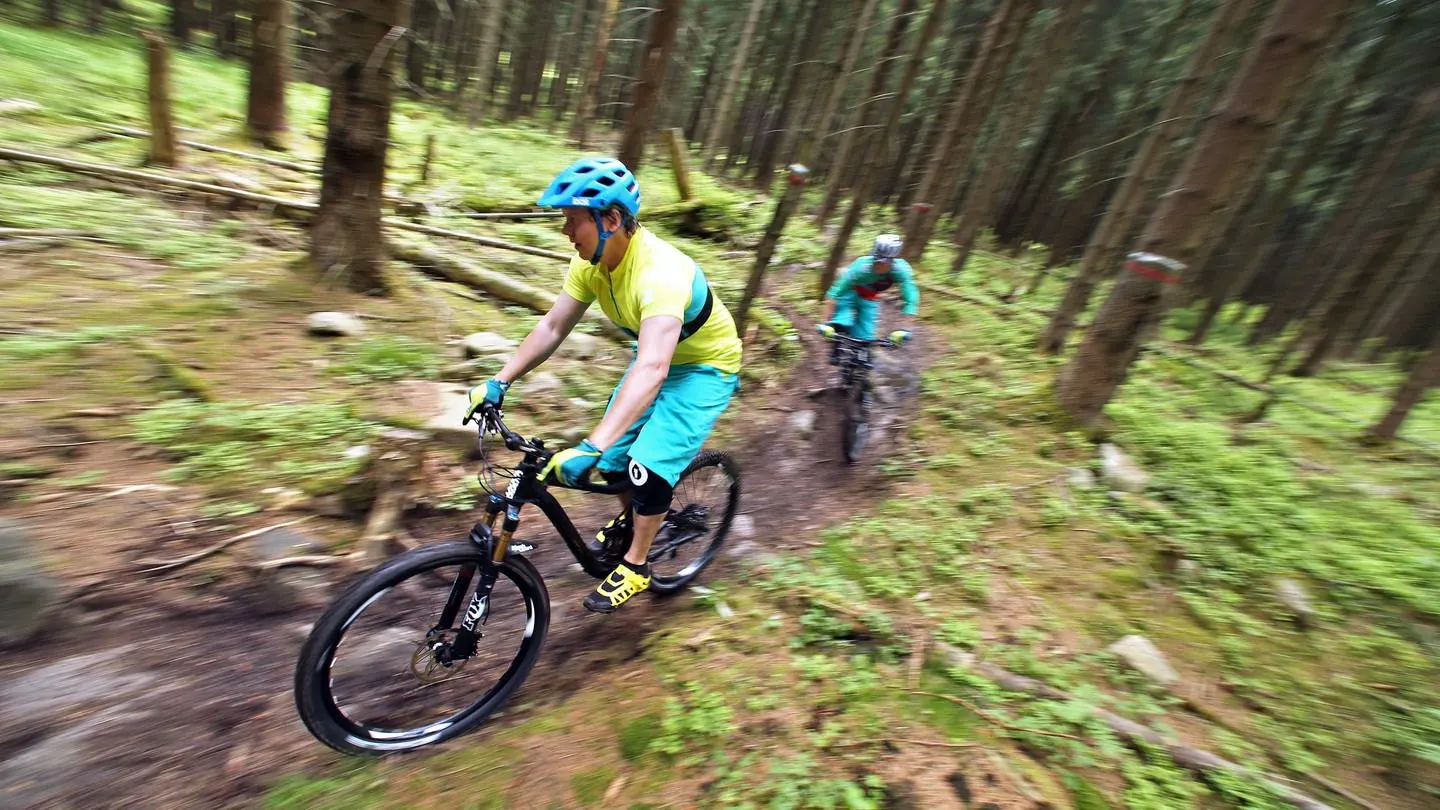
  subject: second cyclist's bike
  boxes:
[831,333,897,464]
[293,404,740,754]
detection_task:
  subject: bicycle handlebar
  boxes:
[471,404,627,495]
[831,334,899,350]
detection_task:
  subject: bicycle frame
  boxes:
[437,413,625,660]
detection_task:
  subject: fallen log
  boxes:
[0,145,318,214]
[453,211,563,220]
[0,147,572,263]
[936,643,1336,810]
[383,218,571,261]
[98,125,316,172]
[389,235,627,340]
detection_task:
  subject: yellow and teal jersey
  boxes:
[562,226,743,374]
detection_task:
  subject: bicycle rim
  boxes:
[295,544,548,754]
[648,451,740,594]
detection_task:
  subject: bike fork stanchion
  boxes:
[448,507,506,659]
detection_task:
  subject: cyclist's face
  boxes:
[561,208,621,259]
[874,257,892,273]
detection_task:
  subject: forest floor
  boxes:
[3,18,1440,810]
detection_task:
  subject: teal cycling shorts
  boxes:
[597,363,739,486]
[830,296,881,341]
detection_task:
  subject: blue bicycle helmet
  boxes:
[537,158,642,265]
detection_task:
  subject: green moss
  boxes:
[618,712,663,762]
[570,765,617,807]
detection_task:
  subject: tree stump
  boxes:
[360,429,431,560]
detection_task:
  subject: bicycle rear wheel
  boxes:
[647,450,741,594]
[294,541,549,754]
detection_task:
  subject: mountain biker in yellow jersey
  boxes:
[466,158,742,614]
[817,234,919,358]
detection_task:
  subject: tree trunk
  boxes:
[1039,0,1257,354]
[518,0,558,118]
[818,0,940,296]
[1188,0,1411,345]
[1367,326,1440,441]
[902,0,1039,261]
[684,20,731,141]
[1266,90,1437,379]
[617,0,682,173]
[446,0,476,108]
[1055,0,1351,427]
[43,0,62,26]
[815,0,926,227]
[896,24,978,215]
[1343,194,1440,356]
[1292,156,1440,377]
[86,0,104,32]
[1363,227,1440,358]
[751,0,833,190]
[246,0,291,149]
[738,160,812,333]
[143,32,178,167]
[312,0,407,296]
[170,0,192,47]
[548,0,592,119]
[405,0,434,91]
[568,0,619,146]
[701,0,768,167]
[949,0,1087,276]
[465,0,507,123]
[211,0,239,56]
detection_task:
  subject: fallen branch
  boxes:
[250,554,353,571]
[828,738,979,751]
[912,690,1091,744]
[390,235,627,340]
[98,125,316,172]
[936,644,1336,810]
[1302,772,1384,810]
[136,515,315,573]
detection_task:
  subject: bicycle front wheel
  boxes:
[647,450,741,594]
[294,541,549,755]
[842,383,870,464]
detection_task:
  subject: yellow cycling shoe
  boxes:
[583,561,651,614]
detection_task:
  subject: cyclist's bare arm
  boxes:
[496,292,589,385]
[589,315,680,450]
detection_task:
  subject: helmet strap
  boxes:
[589,208,611,265]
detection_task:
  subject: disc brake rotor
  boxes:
[410,638,468,684]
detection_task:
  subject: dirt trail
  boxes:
[0,309,933,809]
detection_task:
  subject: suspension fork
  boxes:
[444,498,519,659]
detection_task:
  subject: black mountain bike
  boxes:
[294,404,740,755]
[832,334,897,464]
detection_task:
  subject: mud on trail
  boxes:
[0,309,933,809]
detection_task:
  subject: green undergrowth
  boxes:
[127,399,384,496]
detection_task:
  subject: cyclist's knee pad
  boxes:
[626,460,673,516]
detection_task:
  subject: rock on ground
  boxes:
[460,331,518,358]
[1274,577,1316,628]
[0,519,60,646]
[1099,443,1149,493]
[305,311,365,337]
[1107,635,1179,685]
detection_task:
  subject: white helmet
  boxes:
[873,234,902,259]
